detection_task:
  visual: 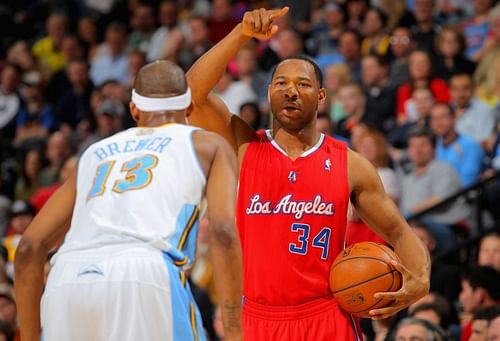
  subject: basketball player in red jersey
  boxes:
[184,8,431,340]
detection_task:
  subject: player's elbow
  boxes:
[209,220,239,250]
[14,237,48,273]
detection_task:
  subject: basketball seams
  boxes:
[331,269,393,293]
[331,256,390,269]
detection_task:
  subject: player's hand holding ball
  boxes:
[330,242,429,320]
[240,7,289,40]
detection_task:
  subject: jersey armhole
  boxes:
[188,129,208,186]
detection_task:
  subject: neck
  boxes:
[271,121,320,160]
[442,131,457,145]
[138,113,185,127]
[418,20,433,31]
[415,162,429,175]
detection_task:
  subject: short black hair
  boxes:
[462,266,500,301]
[271,55,323,87]
[407,126,436,148]
[473,305,500,322]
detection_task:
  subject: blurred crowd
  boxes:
[0,0,499,340]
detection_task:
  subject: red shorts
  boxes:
[243,296,363,341]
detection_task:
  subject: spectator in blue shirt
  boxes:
[430,103,484,187]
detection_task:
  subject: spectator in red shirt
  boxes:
[396,50,450,124]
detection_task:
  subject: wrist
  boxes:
[233,23,252,43]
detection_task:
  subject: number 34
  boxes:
[289,223,331,260]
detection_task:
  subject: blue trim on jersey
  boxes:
[167,204,200,268]
[163,253,206,341]
[188,129,207,182]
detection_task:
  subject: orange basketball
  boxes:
[330,242,402,318]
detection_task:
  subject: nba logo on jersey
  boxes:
[324,158,332,171]
[288,171,297,183]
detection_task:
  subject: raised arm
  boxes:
[201,133,243,340]
[348,150,430,320]
[186,7,288,151]
[14,168,77,341]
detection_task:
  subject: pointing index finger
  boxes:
[269,7,289,21]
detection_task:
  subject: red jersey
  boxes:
[237,130,349,306]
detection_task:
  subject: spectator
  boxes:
[208,0,239,44]
[462,0,494,61]
[0,284,17,340]
[31,156,78,212]
[389,87,434,150]
[361,53,397,133]
[14,148,44,202]
[430,103,484,187]
[410,220,461,302]
[393,317,447,341]
[478,4,500,58]
[126,50,146,91]
[310,3,345,57]
[214,69,257,115]
[321,63,352,123]
[489,315,500,340]
[79,99,125,153]
[127,2,156,54]
[388,26,416,88]
[77,16,99,61]
[177,15,212,71]
[338,29,363,82]
[31,13,68,76]
[459,266,500,340]
[396,50,450,124]
[234,42,268,113]
[398,127,467,247]
[470,305,500,341]
[147,0,180,62]
[239,102,262,131]
[54,60,94,132]
[15,75,54,147]
[38,132,72,187]
[315,112,333,136]
[361,7,390,57]
[344,0,369,32]
[335,83,366,139]
[2,200,34,265]
[478,232,500,272]
[44,34,86,105]
[410,302,452,332]
[434,26,477,82]
[90,22,130,86]
[0,64,23,144]
[410,0,441,55]
[450,73,495,144]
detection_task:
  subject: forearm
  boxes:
[14,241,48,341]
[208,223,243,339]
[390,224,431,287]
[411,196,442,214]
[187,24,250,104]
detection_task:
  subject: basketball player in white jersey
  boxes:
[14,61,243,341]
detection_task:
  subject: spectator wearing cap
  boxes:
[459,266,500,341]
[2,201,34,264]
[0,284,18,341]
[78,99,125,153]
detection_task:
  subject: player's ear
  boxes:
[129,102,140,123]
[267,85,271,105]
[318,88,326,105]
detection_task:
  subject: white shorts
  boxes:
[41,247,205,341]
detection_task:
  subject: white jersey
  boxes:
[55,124,205,267]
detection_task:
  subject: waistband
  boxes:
[243,295,338,321]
